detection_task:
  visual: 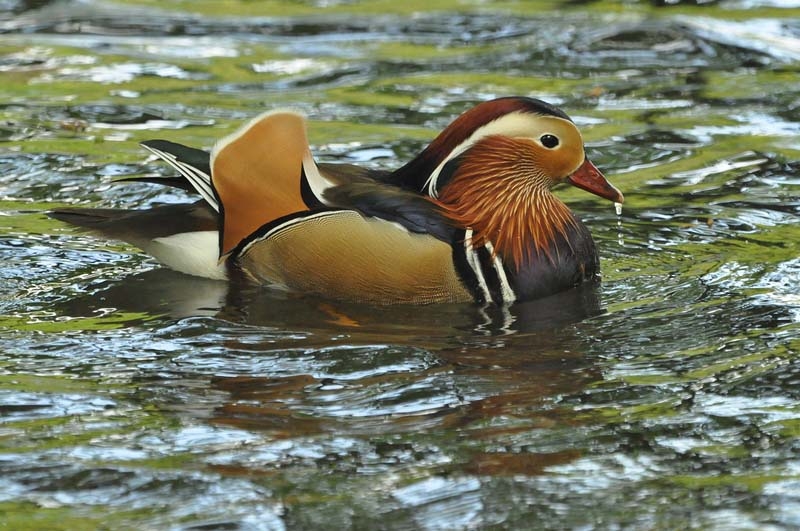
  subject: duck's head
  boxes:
[416,96,623,202]
[400,97,623,266]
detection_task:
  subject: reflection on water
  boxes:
[1,0,800,529]
[50,267,605,338]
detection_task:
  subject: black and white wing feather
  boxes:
[140,140,219,212]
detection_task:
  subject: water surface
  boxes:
[1,0,800,529]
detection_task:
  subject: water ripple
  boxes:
[2,1,800,529]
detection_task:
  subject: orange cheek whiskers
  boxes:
[436,175,578,269]
[433,135,582,268]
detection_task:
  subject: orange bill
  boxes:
[566,159,624,204]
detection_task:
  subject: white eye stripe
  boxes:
[424,112,541,197]
[423,113,574,197]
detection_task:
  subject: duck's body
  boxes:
[50,97,622,305]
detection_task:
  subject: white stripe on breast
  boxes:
[464,229,491,303]
[484,241,516,305]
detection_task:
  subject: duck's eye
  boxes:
[540,134,560,149]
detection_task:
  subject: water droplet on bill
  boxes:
[614,202,624,245]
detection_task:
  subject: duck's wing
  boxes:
[208,110,329,256]
[317,162,391,185]
[48,112,400,284]
[322,180,456,242]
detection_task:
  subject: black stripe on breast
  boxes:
[475,245,505,305]
[451,229,487,305]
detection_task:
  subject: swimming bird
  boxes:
[49,96,623,305]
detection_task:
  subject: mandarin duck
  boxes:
[50,97,623,305]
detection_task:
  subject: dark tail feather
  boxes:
[48,208,125,229]
[48,208,150,248]
[99,141,211,193]
[49,202,218,247]
[141,139,211,176]
[113,176,196,192]
[140,139,217,209]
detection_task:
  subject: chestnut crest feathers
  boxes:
[424,112,585,198]
[390,97,583,196]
